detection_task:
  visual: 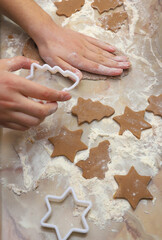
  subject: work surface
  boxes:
[0,0,162,239]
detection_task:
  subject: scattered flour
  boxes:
[2,0,162,230]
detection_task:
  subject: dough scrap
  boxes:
[146,94,162,117]
[113,106,152,139]
[91,0,123,14]
[76,140,111,179]
[48,126,87,163]
[54,0,85,17]
[100,11,128,32]
[113,166,153,209]
[22,38,129,80]
[22,38,44,65]
[72,97,115,125]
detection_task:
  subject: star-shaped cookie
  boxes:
[48,126,87,162]
[91,0,123,14]
[54,0,85,17]
[76,140,111,179]
[146,94,162,117]
[113,107,152,139]
[113,166,153,209]
[72,98,115,125]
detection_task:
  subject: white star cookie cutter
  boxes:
[26,63,80,91]
[40,186,92,240]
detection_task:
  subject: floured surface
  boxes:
[0,0,162,240]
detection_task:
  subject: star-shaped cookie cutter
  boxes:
[40,186,92,240]
[26,63,80,91]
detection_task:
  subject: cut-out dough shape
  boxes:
[48,126,88,163]
[22,38,44,65]
[76,140,111,179]
[113,166,153,209]
[41,187,92,240]
[100,11,128,32]
[72,97,115,125]
[113,106,152,139]
[146,94,162,117]
[91,0,123,14]
[54,0,85,17]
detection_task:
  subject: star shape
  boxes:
[91,0,123,14]
[76,140,111,179]
[48,126,88,162]
[146,94,162,117]
[72,97,115,125]
[113,166,153,209]
[113,106,152,139]
[40,187,92,240]
[54,0,85,17]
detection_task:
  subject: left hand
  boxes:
[35,24,131,80]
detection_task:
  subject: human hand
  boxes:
[35,24,131,79]
[0,56,71,131]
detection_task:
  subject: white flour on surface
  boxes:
[2,0,162,230]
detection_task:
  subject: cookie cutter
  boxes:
[40,186,92,240]
[26,63,80,91]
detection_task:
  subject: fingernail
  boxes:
[118,62,131,68]
[62,93,71,101]
[75,70,82,80]
[114,56,128,61]
[114,69,123,74]
[109,46,116,51]
[34,60,40,64]
[48,106,58,115]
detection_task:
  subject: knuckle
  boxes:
[16,56,25,62]
[69,52,80,64]
[0,99,18,110]
[38,107,48,118]
[42,89,51,99]
[29,118,41,127]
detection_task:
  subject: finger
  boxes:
[2,122,29,131]
[86,42,129,62]
[69,56,123,76]
[85,35,116,52]
[2,56,39,72]
[56,57,83,81]
[12,74,71,101]
[84,49,130,69]
[5,111,44,128]
[14,97,58,119]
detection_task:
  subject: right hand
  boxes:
[0,56,71,131]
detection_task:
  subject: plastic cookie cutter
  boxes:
[40,186,92,240]
[26,63,80,91]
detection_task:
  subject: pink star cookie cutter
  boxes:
[40,186,92,240]
[26,63,80,91]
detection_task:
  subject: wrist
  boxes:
[29,15,58,46]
